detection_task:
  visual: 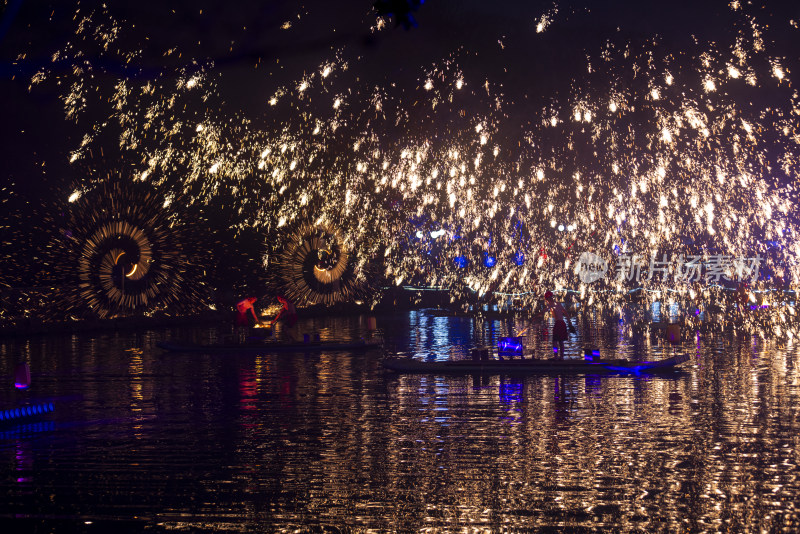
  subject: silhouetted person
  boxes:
[545,291,572,359]
[273,295,299,342]
[235,297,262,328]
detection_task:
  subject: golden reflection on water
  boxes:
[265,314,798,531]
[126,347,147,441]
[0,314,798,531]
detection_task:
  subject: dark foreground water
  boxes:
[1,310,799,532]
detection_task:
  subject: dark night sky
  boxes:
[1,1,796,192]
[0,0,797,252]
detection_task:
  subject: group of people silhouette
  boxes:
[234,294,298,342]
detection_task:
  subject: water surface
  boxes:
[1,310,798,532]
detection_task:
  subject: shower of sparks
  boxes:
[42,182,211,320]
[28,3,800,336]
[0,184,58,323]
[535,4,558,33]
[0,185,15,290]
[272,220,375,307]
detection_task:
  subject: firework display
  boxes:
[47,183,207,319]
[272,220,373,306]
[16,2,800,335]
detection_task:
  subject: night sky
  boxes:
[4,0,795,201]
[1,0,798,297]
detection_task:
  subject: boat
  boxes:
[382,352,691,374]
[157,338,383,354]
[0,400,56,428]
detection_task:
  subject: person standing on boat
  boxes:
[544,291,572,359]
[272,294,299,342]
[236,297,263,328]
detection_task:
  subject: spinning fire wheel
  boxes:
[58,184,198,318]
[274,221,369,306]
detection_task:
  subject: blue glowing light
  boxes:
[454,256,469,268]
[497,337,524,353]
[0,402,54,423]
[513,252,525,265]
[584,349,601,361]
[483,254,496,268]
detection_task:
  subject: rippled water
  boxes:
[1,310,799,532]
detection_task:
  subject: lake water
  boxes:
[1,310,799,532]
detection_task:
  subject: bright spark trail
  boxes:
[20,2,800,337]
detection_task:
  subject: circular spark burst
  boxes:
[52,183,206,319]
[273,221,372,306]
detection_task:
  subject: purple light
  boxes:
[14,363,30,389]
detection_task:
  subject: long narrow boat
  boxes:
[157,338,383,354]
[0,400,56,427]
[382,352,690,374]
